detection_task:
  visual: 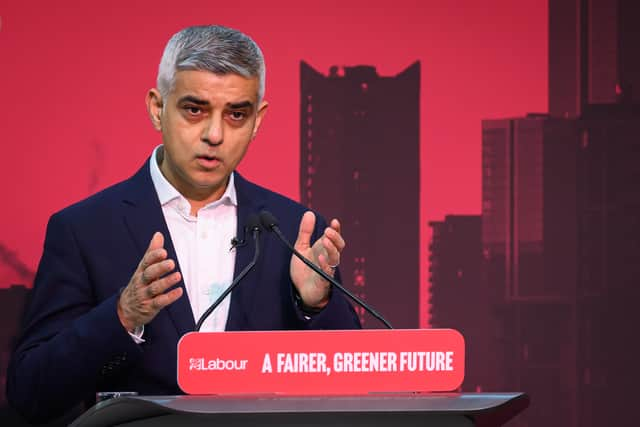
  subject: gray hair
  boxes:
[157,25,266,101]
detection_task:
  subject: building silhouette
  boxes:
[300,61,420,328]
[481,111,640,427]
[549,0,640,117]
[576,109,640,426]
[472,1,640,425]
[481,115,581,427]
[0,244,34,418]
[549,1,640,424]
[428,215,489,391]
[0,285,31,406]
[0,282,74,427]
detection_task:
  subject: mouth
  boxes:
[195,154,222,169]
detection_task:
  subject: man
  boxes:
[7,25,360,423]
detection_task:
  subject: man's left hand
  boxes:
[290,211,345,310]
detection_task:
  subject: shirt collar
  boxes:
[149,145,237,209]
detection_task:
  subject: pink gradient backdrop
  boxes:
[0,0,547,327]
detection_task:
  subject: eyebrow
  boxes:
[228,101,254,109]
[177,96,210,106]
[176,97,254,110]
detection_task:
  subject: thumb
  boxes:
[149,231,164,251]
[294,211,315,252]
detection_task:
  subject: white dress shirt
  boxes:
[149,145,237,332]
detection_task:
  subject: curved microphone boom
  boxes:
[258,210,393,329]
[195,213,262,332]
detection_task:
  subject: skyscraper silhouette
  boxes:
[0,285,30,406]
[428,215,488,392]
[549,0,640,117]
[300,62,420,328]
[576,110,640,426]
[549,2,640,423]
[481,115,581,427]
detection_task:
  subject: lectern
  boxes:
[71,330,529,426]
[70,393,529,427]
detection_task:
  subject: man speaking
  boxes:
[7,25,360,423]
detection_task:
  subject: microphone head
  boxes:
[246,213,262,232]
[258,210,279,230]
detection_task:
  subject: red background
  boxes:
[0,0,547,327]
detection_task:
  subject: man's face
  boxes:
[147,70,267,203]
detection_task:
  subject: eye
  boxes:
[228,111,247,121]
[186,106,202,115]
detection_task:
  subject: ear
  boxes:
[146,89,164,131]
[251,100,269,140]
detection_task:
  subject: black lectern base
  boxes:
[71,393,529,427]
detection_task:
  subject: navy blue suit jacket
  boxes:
[7,160,360,423]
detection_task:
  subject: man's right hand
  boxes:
[117,232,183,332]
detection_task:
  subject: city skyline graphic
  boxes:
[430,1,640,426]
[1,1,638,426]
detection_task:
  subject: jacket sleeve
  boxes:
[6,212,143,424]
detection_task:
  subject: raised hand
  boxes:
[117,232,183,332]
[290,211,345,309]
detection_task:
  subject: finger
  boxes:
[142,259,176,285]
[145,272,181,299]
[294,211,316,252]
[146,231,165,255]
[138,249,168,287]
[152,286,184,310]
[324,227,345,252]
[321,237,341,266]
[138,248,167,278]
[138,232,165,271]
[329,218,341,234]
[317,253,335,276]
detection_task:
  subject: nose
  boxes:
[202,114,223,145]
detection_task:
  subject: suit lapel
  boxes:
[121,160,196,336]
[226,172,266,330]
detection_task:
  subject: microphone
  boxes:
[229,220,255,251]
[258,210,393,329]
[229,237,242,250]
[195,213,262,332]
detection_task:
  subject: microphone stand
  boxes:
[195,222,261,332]
[260,211,393,329]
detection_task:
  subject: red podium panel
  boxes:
[178,329,464,395]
